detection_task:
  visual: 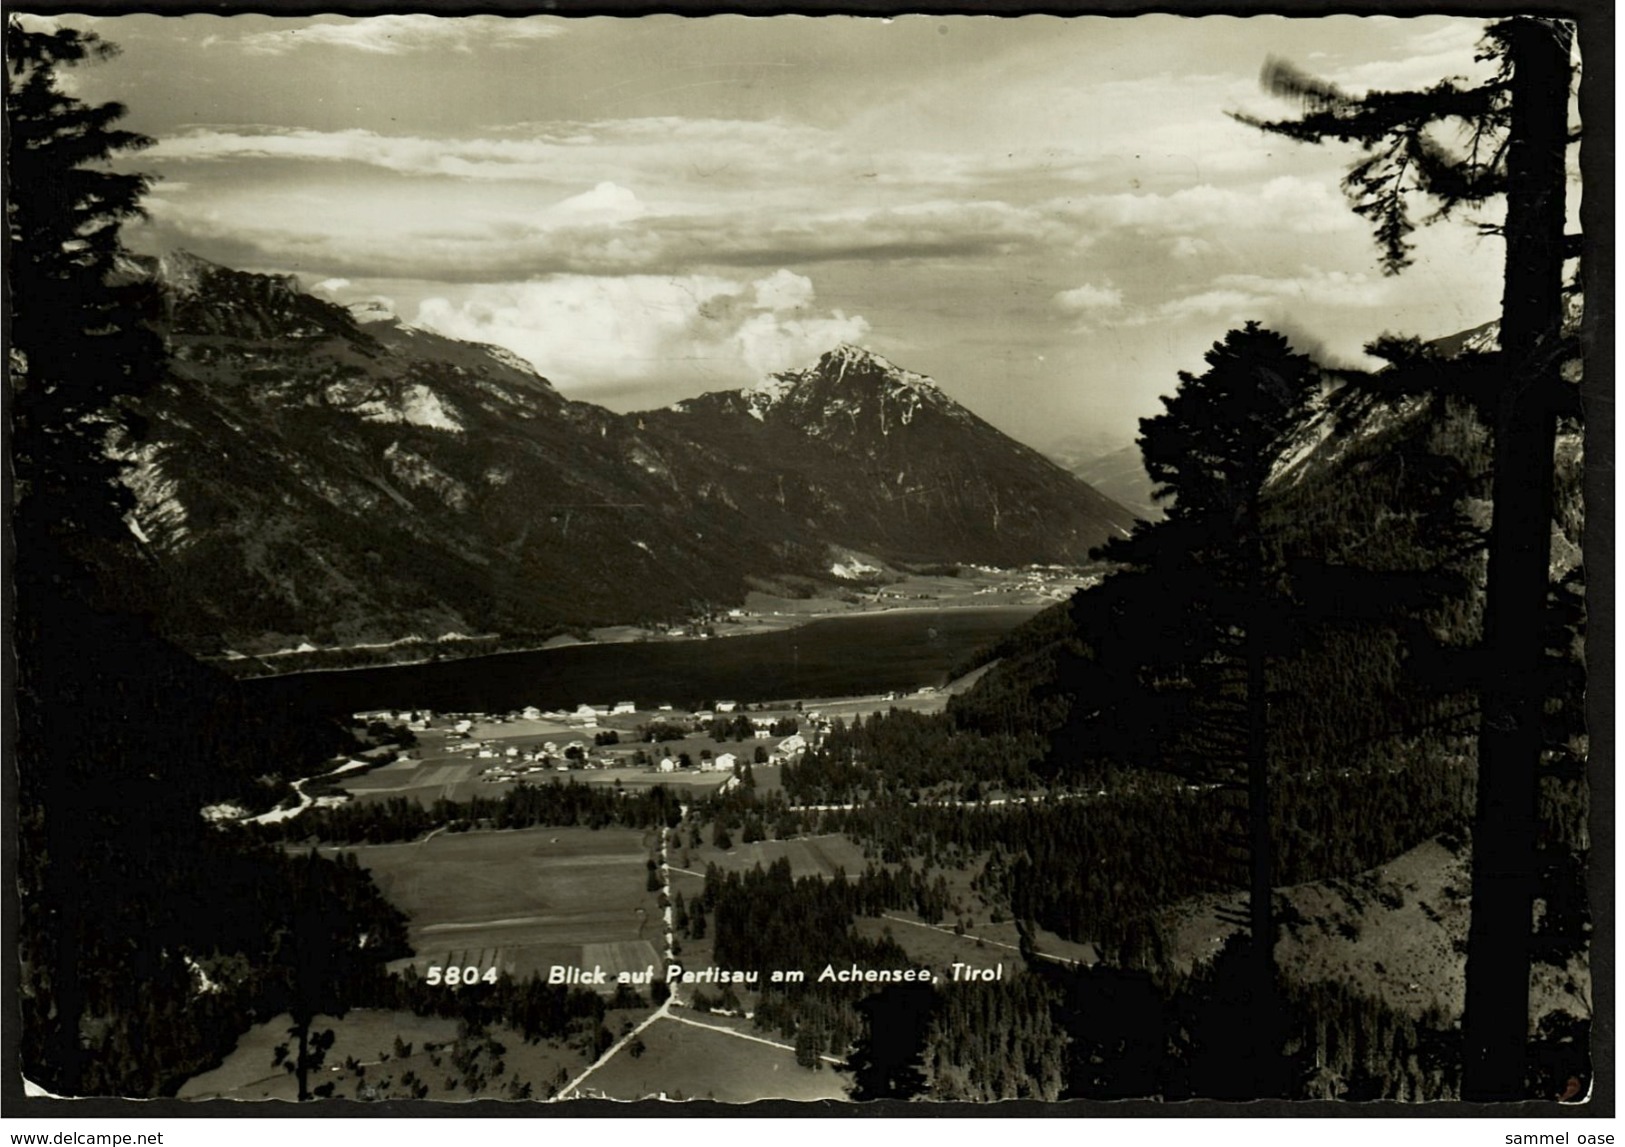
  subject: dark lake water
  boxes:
[240,606,1041,718]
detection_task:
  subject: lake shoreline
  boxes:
[236,605,1049,718]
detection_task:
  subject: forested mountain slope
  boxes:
[111,254,1131,660]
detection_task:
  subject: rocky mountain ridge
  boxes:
[107,253,1134,662]
[638,344,1136,568]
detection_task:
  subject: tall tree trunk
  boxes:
[1248,624,1271,976]
[1460,17,1573,1103]
[295,1015,311,1102]
[21,591,88,1096]
[46,833,87,1095]
[1245,492,1281,1094]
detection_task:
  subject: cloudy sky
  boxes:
[43,12,1536,456]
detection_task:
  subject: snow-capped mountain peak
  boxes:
[816,343,940,393]
[738,344,949,422]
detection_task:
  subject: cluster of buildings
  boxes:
[477,738,598,783]
[351,700,831,787]
[353,708,435,731]
[653,732,810,774]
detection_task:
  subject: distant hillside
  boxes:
[1064,443,1162,522]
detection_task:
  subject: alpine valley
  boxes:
[108,252,1136,662]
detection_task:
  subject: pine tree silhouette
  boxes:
[849,983,933,1101]
[1237,18,1582,1099]
[8,17,166,1095]
[1085,322,1319,1097]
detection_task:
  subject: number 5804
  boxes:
[425,965,498,986]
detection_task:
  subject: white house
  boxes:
[714,700,739,714]
[574,704,599,719]
[777,734,807,755]
[521,706,542,720]
[659,757,677,773]
[612,701,637,715]
[715,752,738,773]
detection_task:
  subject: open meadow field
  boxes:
[747,762,785,795]
[465,717,580,740]
[178,1006,651,1102]
[341,754,484,798]
[178,1009,462,1101]
[330,826,662,981]
[578,1013,850,1103]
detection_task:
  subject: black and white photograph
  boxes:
[5,1,1604,1119]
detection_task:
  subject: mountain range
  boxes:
[1060,444,1162,522]
[108,252,1136,661]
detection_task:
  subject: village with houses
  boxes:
[329,696,856,808]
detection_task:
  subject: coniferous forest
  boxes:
[7,11,1596,1111]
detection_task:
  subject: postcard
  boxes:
[6,3,1596,1116]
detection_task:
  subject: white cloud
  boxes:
[734,309,870,379]
[1149,269,1387,325]
[1063,176,1357,237]
[234,15,565,57]
[1112,267,1396,330]
[139,161,1080,280]
[144,120,1360,285]
[752,268,817,311]
[312,277,351,296]
[1055,282,1124,311]
[412,270,867,396]
[554,182,644,223]
[1152,288,1271,324]
[147,119,847,190]
[1213,269,1389,309]
[1331,20,1493,94]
